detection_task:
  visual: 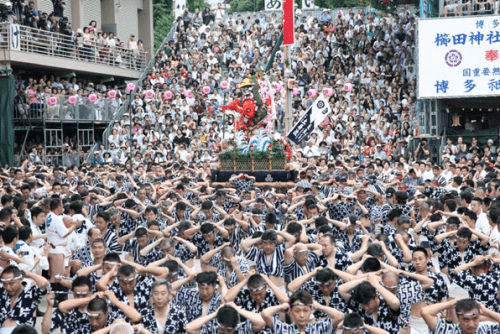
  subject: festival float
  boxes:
[215,74,292,182]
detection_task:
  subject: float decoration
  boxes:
[217,74,287,172]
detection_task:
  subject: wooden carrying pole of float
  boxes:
[211,182,296,188]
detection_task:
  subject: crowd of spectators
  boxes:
[82,6,419,169]
[6,6,500,334]
[443,0,495,16]
[1,0,144,69]
[12,71,132,166]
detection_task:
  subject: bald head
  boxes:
[294,243,307,252]
[381,271,399,290]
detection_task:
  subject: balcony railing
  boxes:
[14,93,122,122]
[14,152,87,167]
[0,22,146,71]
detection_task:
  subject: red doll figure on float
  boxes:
[219,78,257,132]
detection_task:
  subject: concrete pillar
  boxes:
[101,0,117,35]
[138,0,154,63]
[71,0,85,31]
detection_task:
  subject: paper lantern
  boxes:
[48,97,58,105]
[108,90,117,98]
[324,88,334,96]
[88,94,97,103]
[308,89,318,97]
[220,81,229,89]
[202,86,211,95]
[68,96,77,105]
[126,83,136,92]
[164,91,173,100]
[185,90,193,98]
[144,90,154,99]
[344,83,353,92]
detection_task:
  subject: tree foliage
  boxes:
[152,0,207,51]
[227,0,264,13]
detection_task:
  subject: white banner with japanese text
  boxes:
[265,0,283,11]
[287,94,331,145]
[418,16,500,99]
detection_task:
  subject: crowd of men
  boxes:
[3,4,500,334]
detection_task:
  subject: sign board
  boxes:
[418,16,500,99]
[265,0,283,11]
[287,94,331,145]
[173,0,186,19]
[10,24,20,51]
[302,0,314,10]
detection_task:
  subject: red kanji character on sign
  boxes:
[485,50,499,62]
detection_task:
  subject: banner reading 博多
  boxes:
[418,15,500,99]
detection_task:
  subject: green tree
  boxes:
[227,0,264,12]
[152,0,207,51]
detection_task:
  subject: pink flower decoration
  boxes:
[323,117,329,125]
[202,86,211,95]
[308,89,318,97]
[344,83,353,92]
[48,97,58,105]
[292,88,299,96]
[126,83,136,92]
[108,90,117,98]
[324,88,334,96]
[274,84,283,92]
[68,96,77,105]
[164,91,173,100]
[144,90,154,99]
[185,90,193,98]
[220,81,229,89]
[88,94,97,103]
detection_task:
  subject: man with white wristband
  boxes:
[46,198,82,305]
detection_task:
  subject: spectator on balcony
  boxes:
[23,1,39,28]
[2,3,18,24]
[444,0,460,16]
[475,0,493,14]
[52,0,66,20]
[107,32,116,47]
[11,0,25,24]
[82,27,92,61]
[128,35,140,70]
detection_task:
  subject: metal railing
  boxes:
[14,152,86,167]
[0,22,147,71]
[440,1,500,17]
[85,22,180,162]
[14,94,121,122]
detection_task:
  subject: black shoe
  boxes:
[36,308,45,317]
